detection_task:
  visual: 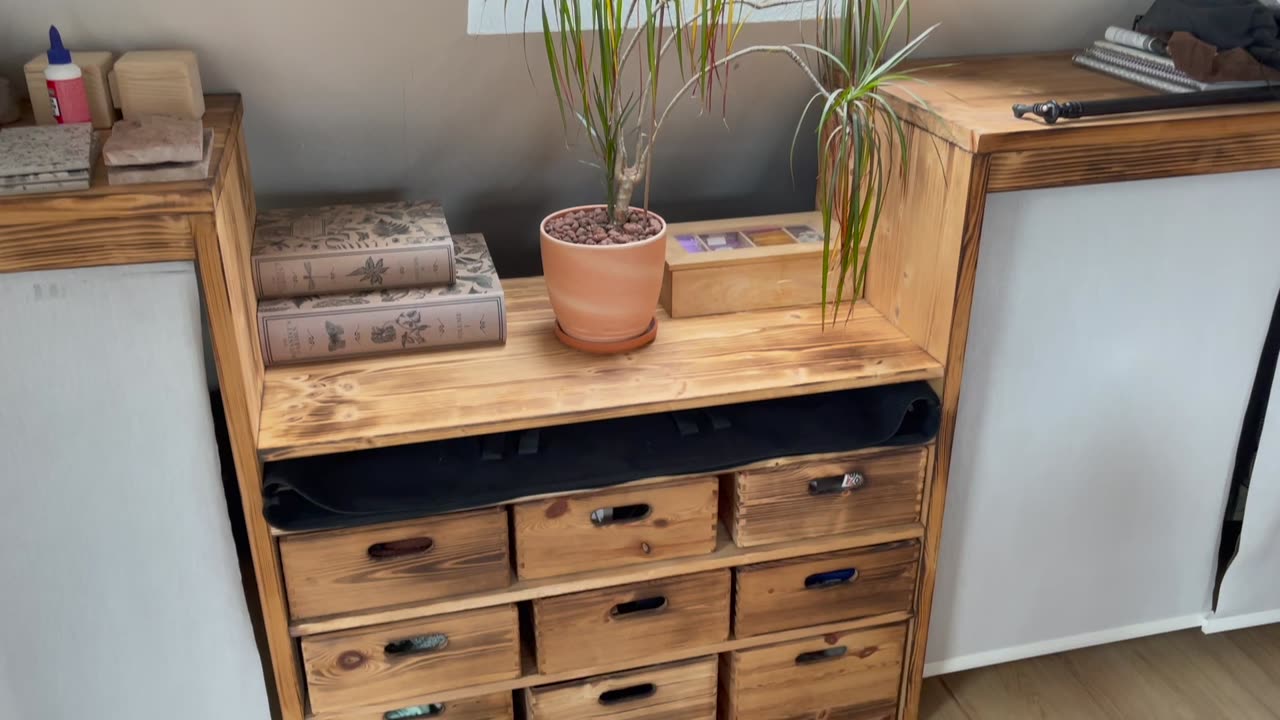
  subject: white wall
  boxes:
[926,170,1280,674]
[0,264,271,720]
[1,0,1148,275]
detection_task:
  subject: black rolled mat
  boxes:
[264,381,941,532]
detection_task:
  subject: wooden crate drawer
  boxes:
[514,477,718,580]
[533,569,730,674]
[734,540,919,637]
[321,691,514,720]
[727,447,928,547]
[525,656,717,719]
[720,623,906,720]
[301,604,521,713]
[279,507,511,619]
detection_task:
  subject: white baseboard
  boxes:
[922,614,1207,677]
[1202,608,1280,634]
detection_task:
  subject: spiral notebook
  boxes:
[1075,44,1276,94]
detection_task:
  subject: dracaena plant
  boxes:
[516,0,935,323]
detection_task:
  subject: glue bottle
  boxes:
[44,25,91,124]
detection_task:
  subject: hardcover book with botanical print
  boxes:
[257,234,504,365]
[251,200,455,299]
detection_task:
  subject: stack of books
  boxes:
[253,200,506,366]
[0,124,94,196]
[1074,26,1275,94]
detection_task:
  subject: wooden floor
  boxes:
[922,624,1280,719]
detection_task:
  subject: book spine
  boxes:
[1103,26,1167,54]
[258,295,506,366]
[1073,52,1192,95]
[252,244,456,300]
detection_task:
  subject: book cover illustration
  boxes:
[252,200,456,299]
[258,234,505,365]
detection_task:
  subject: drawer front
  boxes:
[514,477,718,580]
[729,447,927,547]
[301,604,521,713]
[533,570,730,674]
[321,691,515,720]
[734,540,919,637]
[525,656,717,719]
[280,507,511,619]
[721,623,906,720]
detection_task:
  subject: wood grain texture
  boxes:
[900,154,990,720]
[728,447,928,547]
[864,125,972,363]
[318,691,514,720]
[525,656,718,719]
[882,53,1280,154]
[257,280,944,460]
[0,214,193,274]
[309,613,911,719]
[301,604,521,713]
[0,95,241,228]
[733,541,919,638]
[192,106,305,720]
[292,522,922,637]
[533,570,730,674]
[919,678,968,720]
[721,623,907,720]
[279,507,511,620]
[514,477,719,580]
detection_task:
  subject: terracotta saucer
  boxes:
[554,318,658,354]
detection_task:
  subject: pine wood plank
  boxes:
[318,691,514,720]
[257,280,944,461]
[290,523,923,637]
[942,652,1115,719]
[0,214,193,274]
[306,614,912,720]
[883,54,1280,154]
[525,656,718,719]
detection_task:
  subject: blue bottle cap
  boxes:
[47,25,72,65]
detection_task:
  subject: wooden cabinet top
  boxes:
[887,53,1280,153]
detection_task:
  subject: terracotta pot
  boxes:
[540,205,667,349]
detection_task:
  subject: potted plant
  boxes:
[522,0,935,351]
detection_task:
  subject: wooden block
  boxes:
[111,50,205,120]
[720,623,906,720]
[661,212,829,318]
[733,541,919,638]
[279,507,511,620]
[728,446,928,548]
[300,604,521,713]
[24,51,117,129]
[532,569,730,675]
[107,128,214,185]
[513,477,719,580]
[525,656,717,719]
[318,691,514,720]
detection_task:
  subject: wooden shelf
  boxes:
[257,277,943,460]
[289,523,923,637]
[307,611,912,719]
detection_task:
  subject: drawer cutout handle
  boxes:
[384,633,449,657]
[809,473,865,496]
[599,683,657,705]
[804,568,858,589]
[610,595,668,618]
[383,704,445,719]
[795,646,848,665]
[591,503,652,526]
[367,537,434,560]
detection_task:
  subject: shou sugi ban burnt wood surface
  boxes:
[514,477,719,580]
[317,691,515,720]
[278,507,511,620]
[0,95,242,229]
[728,446,929,547]
[524,656,718,719]
[733,540,920,638]
[0,214,193,273]
[256,279,944,460]
[531,570,731,674]
[300,604,521,713]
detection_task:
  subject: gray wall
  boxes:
[1,0,1147,275]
